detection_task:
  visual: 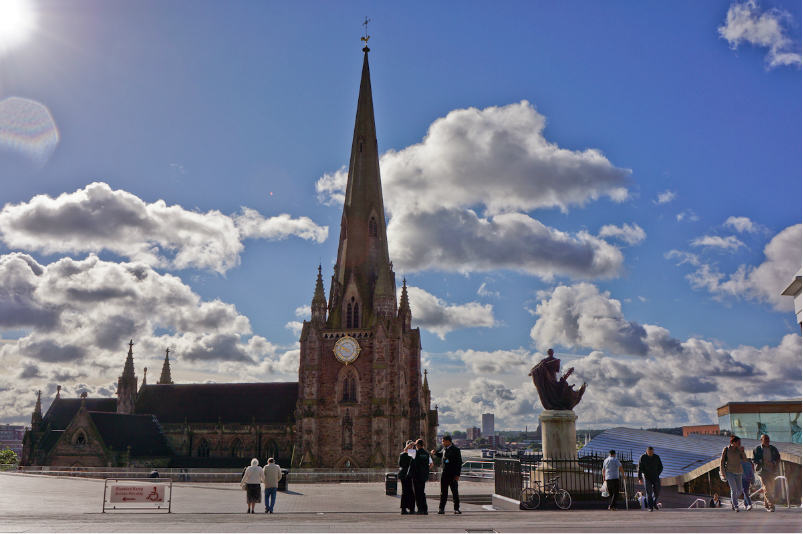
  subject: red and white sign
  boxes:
[109,484,165,504]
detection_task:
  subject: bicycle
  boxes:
[520,475,572,510]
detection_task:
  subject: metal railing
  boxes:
[688,498,707,508]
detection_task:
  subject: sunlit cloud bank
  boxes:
[0,253,299,423]
[0,97,58,168]
[0,183,328,274]
[406,286,495,339]
[317,101,633,280]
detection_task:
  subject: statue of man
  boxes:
[529,349,587,411]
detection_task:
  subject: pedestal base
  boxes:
[539,409,578,460]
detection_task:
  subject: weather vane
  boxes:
[361,16,370,47]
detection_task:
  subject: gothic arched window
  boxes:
[369,217,378,237]
[262,439,279,460]
[349,377,357,400]
[198,439,210,458]
[73,430,87,448]
[353,302,359,328]
[346,301,353,329]
[230,438,245,458]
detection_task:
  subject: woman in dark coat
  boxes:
[399,440,416,514]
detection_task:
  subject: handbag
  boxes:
[600,480,609,497]
[240,466,251,490]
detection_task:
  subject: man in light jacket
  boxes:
[753,434,781,512]
[263,458,282,514]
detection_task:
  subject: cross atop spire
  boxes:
[361,16,370,51]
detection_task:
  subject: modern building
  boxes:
[682,424,721,437]
[717,400,802,444]
[466,426,482,440]
[21,45,436,469]
[0,424,24,457]
[781,268,802,328]
[482,414,494,438]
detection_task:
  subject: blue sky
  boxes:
[0,0,800,430]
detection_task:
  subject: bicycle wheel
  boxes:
[554,489,571,510]
[520,488,541,510]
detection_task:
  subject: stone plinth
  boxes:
[533,409,595,493]
[539,409,578,460]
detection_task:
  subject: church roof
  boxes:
[88,412,174,457]
[135,382,298,424]
[41,397,117,431]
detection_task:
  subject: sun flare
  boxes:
[0,0,36,54]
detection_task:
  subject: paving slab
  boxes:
[0,472,799,533]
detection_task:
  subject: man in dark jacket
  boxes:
[410,439,432,514]
[432,435,463,514]
[753,434,781,512]
[399,440,416,515]
[637,446,663,512]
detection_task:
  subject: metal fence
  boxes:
[495,451,636,503]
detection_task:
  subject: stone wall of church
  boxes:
[45,408,108,467]
[163,423,293,462]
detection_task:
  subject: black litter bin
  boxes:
[385,473,398,495]
[278,469,289,492]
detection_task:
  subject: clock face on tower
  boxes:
[333,336,361,365]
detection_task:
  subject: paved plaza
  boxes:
[0,472,800,533]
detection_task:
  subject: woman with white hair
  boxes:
[241,458,265,513]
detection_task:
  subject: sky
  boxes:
[0,0,800,431]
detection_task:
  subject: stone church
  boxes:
[21,45,437,469]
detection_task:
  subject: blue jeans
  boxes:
[264,487,277,512]
[725,472,743,509]
[644,478,660,510]
[741,478,752,507]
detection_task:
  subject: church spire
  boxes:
[117,340,138,414]
[158,348,174,385]
[311,265,327,323]
[398,278,412,330]
[329,45,396,328]
[31,390,42,432]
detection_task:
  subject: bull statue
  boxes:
[529,349,587,411]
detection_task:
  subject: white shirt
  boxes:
[602,456,622,480]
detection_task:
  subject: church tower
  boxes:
[295,42,436,468]
[117,340,138,414]
[158,348,174,385]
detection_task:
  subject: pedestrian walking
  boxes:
[241,458,264,514]
[720,435,747,512]
[263,458,281,514]
[752,434,781,512]
[432,435,462,514]
[399,441,416,515]
[637,446,663,512]
[410,439,433,515]
[602,450,624,510]
[740,447,754,510]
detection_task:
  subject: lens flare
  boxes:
[0,0,36,55]
[0,97,59,168]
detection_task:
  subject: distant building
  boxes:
[466,426,482,440]
[482,414,494,437]
[682,424,721,437]
[487,435,503,448]
[0,424,24,458]
[717,400,802,444]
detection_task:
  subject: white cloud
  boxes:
[526,282,801,426]
[284,321,304,336]
[724,216,764,234]
[718,1,802,69]
[598,223,646,245]
[477,282,500,299]
[450,348,540,374]
[654,190,676,204]
[685,224,802,310]
[690,235,745,251]
[318,101,632,280]
[433,377,543,430]
[0,183,328,274]
[406,286,496,339]
[677,209,699,222]
[295,305,310,318]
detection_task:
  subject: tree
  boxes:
[0,446,19,466]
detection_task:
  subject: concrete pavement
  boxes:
[0,472,799,532]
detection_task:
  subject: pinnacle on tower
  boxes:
[398,278,412,329]
[120,340,136,383]
[117,340,138,414]
[311,265,327,323]
[31,390,42,432]
[158,348,174,385]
